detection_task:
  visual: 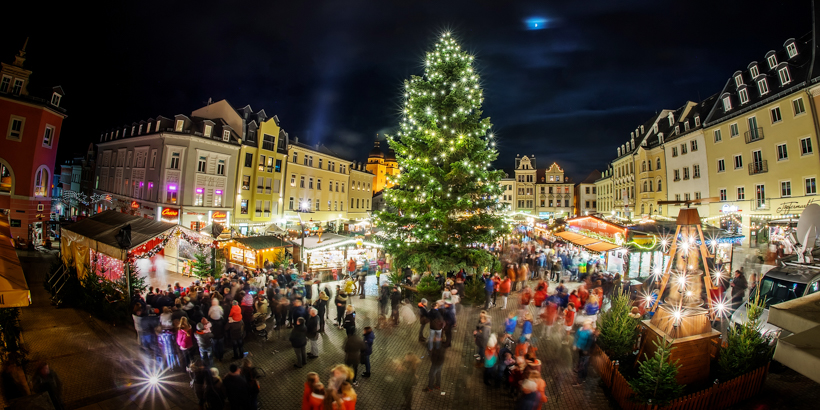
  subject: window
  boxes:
[734,155,743,169]
[695,116,700,127]
[293,152,298,163]
[750,65,760,78]
[793,98,806,116]
[303,155,308,165]
[241,199,248,214]
[194,188,204,206]
[585,187,590,194]
[275,159,282,172]
[175,119,184,132]
[684,121,690,132]
[672,147,678,157]
[309,156,314,167]
[33,167,48,196]
[767,54,778,69]
[198,156,207,172]
[695,192,701,200]
[150,150,157,168]
[720,189,727,201]
[0,76,9,93]
[308,177,314,189]
[771,107,782,123]
[170,152,180,169]
[258,155,266,171]
[675,125,680,134]
[214,190,223,207]
[342,183,345,193]
[318,158,323,169]
[657,179,662,191]
[787,42,798,58]
[739,88,749,104]
[11,79,23,95]
[221,130,231,142]
[734,74,744,87]
[317,179,322,190]
[336,182,339,192]
[204,124,212,137]
[801,137,814,155]
[683,167,690,180]
[42,125,54,148]
[334,201,338,211]
[242,175,250,190]
[757,78,772,97]
[717,159,725,173]
[656,158,661,169]
[737,187,745,200]
[300,176,305,188]
[722,96,732,111]
[244,153,253,167]
[255,200,262,216]
[756,184,766,208]
[682,144,688,154]
[217,159,225,175]
[167,186,178,204]
[675,194,681,201]
[778,67,792,85]
[806,178,817,195]
[781,181,792,197]
[674,169,680,181]
[7,116,24,140]
[777,144,788,161]
[693,164,700,178]
[315,200,320,211]
[289,197,294,210]
[290,174,296,186]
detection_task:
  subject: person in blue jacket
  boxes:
[483,273,495,309]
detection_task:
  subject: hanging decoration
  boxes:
[127,227,215,261]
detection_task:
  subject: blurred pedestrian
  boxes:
[362,327,375,378]
[572,320,595,386]
[306,308,321,359]
[241,358,261,409]
[423,345,446,392]
[344,333,366,386]
[427,301,444,350]
[31,363,63,410]
[226,316,245,361]
[417,298,430,342]
[222,364,252,409]
[343,305,357,336]
[290,317,308,368]
[335,291,348,329]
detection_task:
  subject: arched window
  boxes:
[642,161,646,172]
[641,204,645,214]
[657,179,662,191]
[0,161,13,193]
[656,158,661,169]
[643,181,648,192]
[34,166,49,197]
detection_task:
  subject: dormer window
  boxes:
[131,126,135,136]
[739,88,749,104]
[674,125,679,134]
[668,113,674,126]
[175,119,184,132]
[11,79,23,95]
[757,79,769,96]
[767,53,778,69]
[787,42,798,58]
[640,125,644,133]
[734,74,744,87]
[652,124,658,133]
[116,130,119,138]
[683,120,690,132]
[138,124,143,134]
[50,93,62,107]
[222,130,230,142]
[0,76,9,93]
[204,124,212,137]
[778,66,792,85]
[750,65,759,78]
[694,116,700,127]
[146,123,152,133]
[722,96,732,111]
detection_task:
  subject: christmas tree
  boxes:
[376,32,510,273]
[191,251,212,278]
[630,337,685,405]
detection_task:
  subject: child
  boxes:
[200,317,212,333]
[504,312,518,343]
[303,372,319,410]
[521,312,533,341]
[309,382,325,410]
[338,381,357,410]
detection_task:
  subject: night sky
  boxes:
[2,0,813,182]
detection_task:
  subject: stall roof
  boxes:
[291,233,350,250]
[555,231,621,253]
[62,210,177,256]
[0,215,30,307]
[586,242,621,253]
[231,236,290,250]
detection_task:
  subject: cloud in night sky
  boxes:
[1,0,813,181]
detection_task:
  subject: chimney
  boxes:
[294,136,299,144]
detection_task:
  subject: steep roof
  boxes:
[579,170,601,185]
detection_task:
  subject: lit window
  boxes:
[214,190,223,207]
[750,65,759,78]
[194,188,204,206]
[757,79,769,95]
[222,130,230,142]
[204,124,212,137]
[739,88,749,104]
[43,125,55,148]
[787,42,798,58]
[722,96,732,111]
[167,185,178,204]
[767,54,778,69]
[778,67,792,85]
[175,119,184,132]
[241,199,248,214]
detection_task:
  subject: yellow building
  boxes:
[595,167,614,215]
[366,139,399,194]
[232,112,286,235]
[349,164,374,221]
[704,35,820,244]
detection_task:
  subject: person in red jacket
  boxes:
[563,302,577,345]
[308,382,325,410]
[499,276,512,309]
[303,372,319,410]
[568,290,581,312]
[578,284,589,308]
[492,273,502,308]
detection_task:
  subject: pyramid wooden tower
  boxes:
[640,200,721,386]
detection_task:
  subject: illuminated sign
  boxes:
[212,211,227,219]
[131,201,139,209]
[721,204,739,213]
[161,208,179,218]
[105,195,112,201]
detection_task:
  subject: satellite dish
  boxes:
[794,203,820,263]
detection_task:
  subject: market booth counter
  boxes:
[223,236,292,271]
[0,214,30,307]
[290,233,383,281]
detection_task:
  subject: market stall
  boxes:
[0,214,30,307]
[291,233,382,277]
[558,215,627,274]
[222,236,292,271]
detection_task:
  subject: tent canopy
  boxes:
[61,210,177,263]
[555,231,622,254]
[0,215,30,307]
[231,236,291,250]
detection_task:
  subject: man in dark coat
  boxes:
[731,270,748,312]
[289,317,308,368]
[344,333,366,385]
[306,308,320,358]
[417,298,430,342]
[222,363,252,410]
[225,318,245,360]
[390,286,402,325]
[427,302,444,351]
[441,299,456,348]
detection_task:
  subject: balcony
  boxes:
[745,127,764,143]
[748,160,768,175]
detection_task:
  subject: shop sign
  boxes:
[131,201,139,209]
[10,219,21,227]
[776,199,817,215]
[161,208,179,218]
[212,211,227,220]
[230,247,244,263]
[142,206,154,211]
[720,204,739,213]
[568,216,625,237]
